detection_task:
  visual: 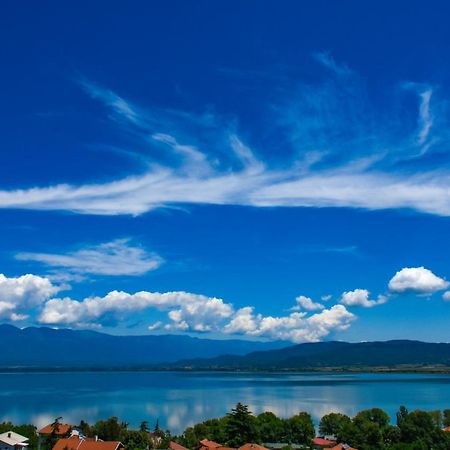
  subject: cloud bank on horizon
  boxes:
[0,261,448,343]
[0,55,449,217]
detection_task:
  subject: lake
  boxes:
[1,372,450,433]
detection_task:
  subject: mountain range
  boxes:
[2,325,450,371]
[0,324,284,368]
[170,340,450,370]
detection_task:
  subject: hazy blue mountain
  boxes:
[0,324,285,368]
[170,340,450,370]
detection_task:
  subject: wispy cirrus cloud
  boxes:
[0,57,450,216]
[16,239,163,278]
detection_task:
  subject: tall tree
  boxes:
[225,403,258,447]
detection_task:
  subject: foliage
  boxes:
[284,413,314,444]
[4,403,450,450]
[319,412,352,437]
[225,403,258,447]
[120,430,150,450]
[91,417,128,441]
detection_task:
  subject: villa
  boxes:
[52,436,123,450]
[0,432,29,450]
[197,439,234,450]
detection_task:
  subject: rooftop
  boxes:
[0,432,29,447]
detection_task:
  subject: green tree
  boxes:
[92,417,128,441]
[78,420,92,438]
[319,413,351,437]
[348,408,390,450]
[443,409,450,427]
[225,403,258,447]
[428,410,442,429]
[284,413,314,445]
[120,430,150,450]
[256,412,284,443]
[140,421,150,433]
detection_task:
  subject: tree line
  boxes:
[2,404,450,450]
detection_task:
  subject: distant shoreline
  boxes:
[1,365,450,374]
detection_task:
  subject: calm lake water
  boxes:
[1,372,450,433]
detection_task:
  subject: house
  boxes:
[39,424,74,437]
[52,436,123,450]
[0,432,29,450]
[238,445,268,450]
[169,442,189,450]
[262,444,304,450]
[330,445,357,450]
[197,440,235,450]
[147,433,162,448]
[312,437,337,449]
[38,423,76,450]
[443,426,450,432]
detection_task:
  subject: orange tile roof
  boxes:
[52,437,122,450]
[198,440,235,450]
[199,440,222,449]
[330,445,358,450]
[443,426,450,432]
[239,444,268,450]
[312,437,337,448]
[39,424,73,436]
[170,442,189,450]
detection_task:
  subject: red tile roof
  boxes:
[198,440,235,450]
[52,437,122,450]
[239,444,268,450]
[39,424,73,436]
[312,437,337,448]
[443,426,450,432]
[170,442,189,450]
[199,440,222,449]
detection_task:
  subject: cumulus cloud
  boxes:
[16,239,163,278]
[340,289,387,308]
[239,305,355,343]
[33,284,356,343]
[0,274,61,321]
[38,290,234,331]
[443,291,450,301]
[292,295,324,311]
[388,267,449,294]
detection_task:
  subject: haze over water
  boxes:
[1,372,449,434]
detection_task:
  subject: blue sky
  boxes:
[1,0,450,342]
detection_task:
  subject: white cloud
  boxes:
[313,52,353,76]
[223,306,259,334]
[240,305,356,343]
[1,159,449,217]
[38,290,234,332]
[417,89,433,146]
[0,273,61,321]
[340,289,387,308]
[442,291,450,301]
[388,267,449,294]
[16,239,163,277]
[0,78,450,217]
[148,321,163,331]
[33,282,356,343]
[293,295,324,311]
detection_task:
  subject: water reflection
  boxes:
[1,372,450,433]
